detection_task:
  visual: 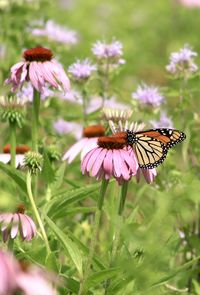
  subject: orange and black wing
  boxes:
[126,129,186,169]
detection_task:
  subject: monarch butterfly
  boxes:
[124,128,186,169]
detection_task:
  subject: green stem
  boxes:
[10,121,16,168]
[82,88,88,125]
[78,179,109,295]
[104,181,129,295]
[102,60,110,108]
[26,171,51,254]
[32,90,40,152]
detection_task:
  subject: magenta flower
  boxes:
[166,44,198,77]
[132,84,164,107]
[63,125,105,164]
[31,20,78,46]
[5,46,70,94]
[0,251,19,295]
[150,111,173,129]
[68,59,96,82]
[53,119,82,139]
[81,136,138,184]
[0,205,36,242]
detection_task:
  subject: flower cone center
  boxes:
[98,136,126,149]
[23,46,53,62]
[83,125,105,138]
[16,204,25,214]
[3,144,30,154]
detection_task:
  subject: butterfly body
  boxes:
[125,128,186,169]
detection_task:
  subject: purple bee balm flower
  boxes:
[31,20,78,45]
[150,111,173,129]
[0,204,36,242]
[63,125,105,164]
[166,44,198,77]
[68,59,97,82]
[5,46,70,94]
[0,251,20,295]
[92,40,123,60]
[132,84,165,107]
[59,89,82,104]
[53,119,82,139]
[81,136,138,185]
[17,82,54,102]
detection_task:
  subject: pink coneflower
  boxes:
[17,264,58,295]
[178,0,200,7]
[81,136,138,184]
[63,124,105,163]
[136,167,157,184]
[0,204,36,242]
[0,251,19,295]
[0,144,30,167]
[5,46,70,94]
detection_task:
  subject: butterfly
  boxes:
[124,128,186,169]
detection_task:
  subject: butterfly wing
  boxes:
[126,129,186,169]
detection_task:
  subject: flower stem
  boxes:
[102,60,110,108]
[104,181,129,294]
[26,171,51,254]
[82,88,88,125]
[78,179,109,295]
[9,121,16,168]
[32,90,40,152]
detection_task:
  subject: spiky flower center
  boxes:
[83,125,105,138]
[98,136,126,149]
[3,144,30,154]
[16,204,25,214]
[23,46,53,62]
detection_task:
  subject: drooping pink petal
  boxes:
[29,62,41,92]
[62,138,88,163]
[0,154,11,164]
[1,214,13,231]
[40,61,59,88]
[91,149,107,177]
[103,149,113,176]
[121,149,138,175]
[24,215,37,238]
[10,214,19,239]
[85,147,103,173]
[51,59,70,93]
[80,138,98,160]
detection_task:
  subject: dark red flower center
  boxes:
[23,46,53,62]
[98,136,126,149]
[16,204,25,214]
[83,125,105,138]
[3,144,30,154]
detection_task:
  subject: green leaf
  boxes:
[50,162,66,192]
[85,268,119,289]
[45,252,60,273]
[193,280,200,295]
[53,206,96,220]
[45,215,83,277]
[42,152,55,184]
[0,162,26,193]
[65,229,106,270]
[46,182,100,218]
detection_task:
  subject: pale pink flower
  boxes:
[63,125,105,164]
[81,136,138,184]
[132,84,164,107]
[0,205,36,242]
[150,111,173,128]
[17,266,57,295]
[5,46,70,94]
[92,40,123,60]
[178,0,200,7]
[136,168,157,184]
[0,144,30,167]
[0,251,19,295]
